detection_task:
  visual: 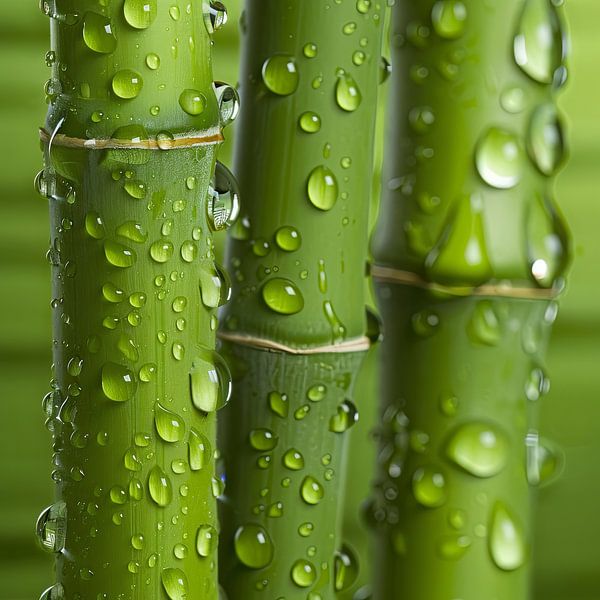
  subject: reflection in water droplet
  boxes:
[262,55,299,96]
[329,400,359,433]
[234,524,274,569]
[199,261,232,308]
[36,501,67,553]
[204,0,228,33]
[189,428,211,471]
[207,162,241,231]
[467,300,501,346]
[446,421,509,478]
[334,545,359,592]
[179,89,207,116]
[214,81,240,127]
[489,502,526,571]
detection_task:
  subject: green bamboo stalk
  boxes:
[218,1,385,598]
[35,2,237,598]
[370,1,570,598]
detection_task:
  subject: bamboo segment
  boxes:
[370,1,570,598]
[35,2,236,598]
[219,1,385,598]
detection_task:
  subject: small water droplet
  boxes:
[299,112,321,134]
[207,162,241,231]
[476,127,524,189]
[262,278,304,315]
[150,240,174,263]
[307,165,338,211]
[268,391,289,418]
[283,448,304,470]
[527,103,565,176]
[214,82,240,127]
[291,559,317,588]
[189,428,211,470]
[155,401,185,443]
[412,465,447,507]
[431,0,467,39]
[199,262,232,308]
[300,476,324,505]
[336,73,362,112]
[179,89,207,116]
[262,55,299,96]
[249,428,279,451]
[334,545,359,592]
[489,502,526,571]
[204,0,228,33]
[112,69,143,99]
[329,400,359,433]
[197,524,217,557]
[104,239,137,268]
[83,11,117,54]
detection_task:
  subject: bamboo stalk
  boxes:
[218,1,385,597]
[370,0,570,598]
[35,2,236,598]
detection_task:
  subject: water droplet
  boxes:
[411,309,440,337]
[124,180,147,199]
[214,82,240,127]
[178,89,207,116]
[476,127,524,189]
[514,0,564,84]
[112,69,143,99]
[197,524,217,557]
[123,0,157,29]
[39,584,65,600]
[412,466,447,507]
[249,429,278,451]
[149,466,172,507]
[336,73,362,112]
[36,501,67,552]
[467,300,501,346]
[189,428,211,470]
[307,384,326,402]
[291,559,316,588]
[139,363,157,383]
[262,55,299,96]
[438,534,472,560]
[408,106,435,134]
[283,448,304,470]
[85,212,105,239]
[204,0,228,33]
[500,85,525,114]
[334,545,359,592]
[489,502,526,571]
[190,347,232,412]
[431,1,467,39]
[268,391,289,418]
[104,239,137,268]
[356,0,371,13]
[83,11,117,54]
[199,261,232,308]
[303,42,318,58]
[124,447,143,471]
[300,476,324,505]
[207,162,241,231]
[116,221,148,243]
[425,194,492,286]
[161,567,188,600]
[446,421,509,478]
[329,400,359,433]
[150,240,174,263]
[101,362,137,402]
[307,165,338,211]
[131,533,145,550]
[262,278,304,315]
[154,401,185,443]
[146,52,160,69]
[527,103,565,176]
[234,524,274,569]
[299,112,321,133]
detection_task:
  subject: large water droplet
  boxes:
[489,502,526,571]
[196,524,217,557]
[149,466,173,507]
[207,162,241,231]
[283,448,304,470]
[161,567,188,600]
[431,0,467,39]
[307,165,338,211]
[101,362,137,402]
[334,545,359,591]
[249,428,278,451]
[268,391,289,418]
[123,0,157,29]
[291,559,317,588]
[155,402,185,443]
[299,112,321,134]
[199,261,232,308]
[204,1,228,33]
[189,428,211,470]
[262,278,304,315]
[527,103,565,176]
[446,421,509,478]
[116,221,148,243]
[300,476,324,505]
[150,240,174,263]
[467,300,501,346]
[514,0,565,84]
[112,69,143,99]
[262,55,299,96]
[275,226,302,252]
[83,12,117,54]
[336,73,362,112]
[179,89,207,116]
[426,194,492,286]
[476,127,524,189]
[36,501,67,553]
[234,524,274,569]
[214,82,240,127]
[104,239,137,268]
[85,212,106,239]
[412,466,447,507]
[190,347,232,412]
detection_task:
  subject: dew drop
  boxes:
[190,347,232,412]
[329,400,359,433]
[150,240,174,263]
[307,165,338,211]
[199,261,232,308]
[101,362,137,402]
[334,545,359,592]
[179,89,207,116]
[189,428,211,470]
[262,55,299,96]
[39,584,65,600]
[475,127,524,189]
[83,12,117,54]
[214,82,240,127]
[438,534,472,560]
[489,502,526,571]
[207,162,241,231]
[262,278,304,315]
[149,466,173,507]
[299,112,321,134]
[204,0,228,33]
[124,180,147,199]
[154,401,185,443]
[283,448,304,470]
[161,567,188,600]
[112,69,143,99]
[467,300,501,346]
[336,73,362,112]
[234,524,274,569]
[196,524,217,557]
[291,559,316,588]
[300,476,324,505]
[249,428,279,451]
[36,501,67,553]
[116,221,148,243]
[412,466,447,507]
[527,103,565,176]
[431,0,467,39]
[268,391,289,418]
[104,239,137,268]
[123,0,157,29]
[85,212,106,239]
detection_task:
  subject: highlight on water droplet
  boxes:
[204,0,228,33]
[234,523,274,569]
[262,54,299,96]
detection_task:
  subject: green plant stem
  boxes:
[37,2,228,598]
[219,1,385,598]
[370,1,570,598]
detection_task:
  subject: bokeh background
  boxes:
[1,2,598,599]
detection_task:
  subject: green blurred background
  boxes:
[1,2,598,599]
